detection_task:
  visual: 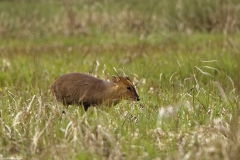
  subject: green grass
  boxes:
[1,0,240,160]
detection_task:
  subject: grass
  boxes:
[0,0,240,159]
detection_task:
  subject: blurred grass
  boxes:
[1,0,239,40]
[0,0,240,160]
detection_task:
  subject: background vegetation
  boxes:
[0,0,240,159]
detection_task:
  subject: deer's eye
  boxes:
[126,86,131,91]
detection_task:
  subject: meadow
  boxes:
[0,0,240,159]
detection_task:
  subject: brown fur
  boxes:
[51,72,140,110]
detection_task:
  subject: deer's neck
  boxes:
[101,81,121,105]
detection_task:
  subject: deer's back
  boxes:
[51,73,107,106]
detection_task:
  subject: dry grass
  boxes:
[0,0,240,159]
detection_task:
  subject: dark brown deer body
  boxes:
[51,73,140,110]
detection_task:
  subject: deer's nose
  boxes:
[137,97,140,101]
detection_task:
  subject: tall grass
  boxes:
[1,44,240,159]
[0,0,240,159]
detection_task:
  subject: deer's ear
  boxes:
[125,76,130,81]
[112,76,118,83]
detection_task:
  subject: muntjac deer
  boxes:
[51,72,140,110]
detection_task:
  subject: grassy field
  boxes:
[0,0,240,159]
